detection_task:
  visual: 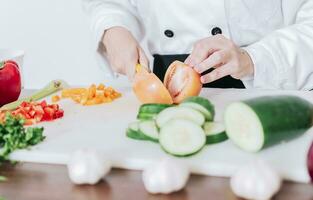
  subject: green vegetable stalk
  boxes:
[0,80,68,111]
[0,114,45,162]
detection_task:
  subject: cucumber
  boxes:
[139,104,172,115]
[137,104,172,120]
[225,96,313,152]
[129,122,140,131]
[156,107,205,128]
[203,122,228,144]
[138,120,159,142]
[159,119,206,157]
[137,113,156,120]
[126,122,150,141]
[181,96,215,121]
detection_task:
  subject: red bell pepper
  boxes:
[308,141,313,182]
[0,60,21,106]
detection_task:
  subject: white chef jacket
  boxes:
[83,0,313,90]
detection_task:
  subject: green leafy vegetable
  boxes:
[0,114,45,162]
[0,176,7,182]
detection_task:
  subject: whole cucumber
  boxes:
[225,95,313,152]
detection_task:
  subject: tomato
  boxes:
[43,107,55,121]
[40,100,47,107]
[29,110,36,117]
[0,60,21,107]
[54,110,64,118]
[7,100,64,125]
[33,105,45,115]
[51,104,59,110]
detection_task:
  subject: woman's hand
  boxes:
[102,27,149,80]
[185,35,254,84]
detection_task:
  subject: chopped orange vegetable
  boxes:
[97,83,105,90]
[61,88,87,98]
[59,83,121,106]
[51,95,61,103]
[87,84,97,99]
[0,111,5,123]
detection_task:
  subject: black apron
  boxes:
[153,54,245,89]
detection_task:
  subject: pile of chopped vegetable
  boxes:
[0,114,45,162]
[127,95,313,157]
[0,100,64,125]
[52,83,122,106]
[126,96,227,157]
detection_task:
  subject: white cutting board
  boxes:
[10,88,313,183]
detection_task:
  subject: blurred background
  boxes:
[0,0,111,89]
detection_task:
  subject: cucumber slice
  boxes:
[159,119,206,157]
[126,122,149,141]
[203,122,228,144]
[126,129,148,141]
[181,96,215,121]
[137,104,172,120]
[156,107,205,128]
[225,96,313,152]
[139,120,159,142]
[139,104,172,115]
[129,122,140,131]
[137,113,156,120]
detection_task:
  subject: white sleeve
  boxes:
[82,0,142,78]
[83,0,142,50]
[242,0,313,90]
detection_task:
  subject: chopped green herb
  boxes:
[0,114,45,163]
[0,176,7,182]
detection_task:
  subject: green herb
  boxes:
[0,114,45,162]
[0,176,7,182]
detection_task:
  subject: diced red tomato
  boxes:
[20,101,29,107]
[6,100,64,125]
[54,110,64,118]
[24,119,37,126]
[24,113,31,119]
[51,104,59,111]
[33,105,45,115]
[40,100,47,107]
[43,107,55,121]
[34,113,43,122]
[29,110,36,117]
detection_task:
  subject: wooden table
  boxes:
[0,163,312,200]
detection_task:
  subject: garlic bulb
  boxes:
[67,149,111,185]
[230,159,282,200]
[142,158,190,194]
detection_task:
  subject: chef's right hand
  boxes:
[102,27,149,80]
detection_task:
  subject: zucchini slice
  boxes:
[156,107,205,128]
[139,104,172,115]
[126,122,149,141]
[225,96,313,152]
[137,104,172,120]
[159,119,206,157]
[139,120,159,142]
[129,121,140,131]
[203,122,228,144]
[181,96,215,121]
[137,113,156,120]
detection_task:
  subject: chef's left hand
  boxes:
[185,35,254,84]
